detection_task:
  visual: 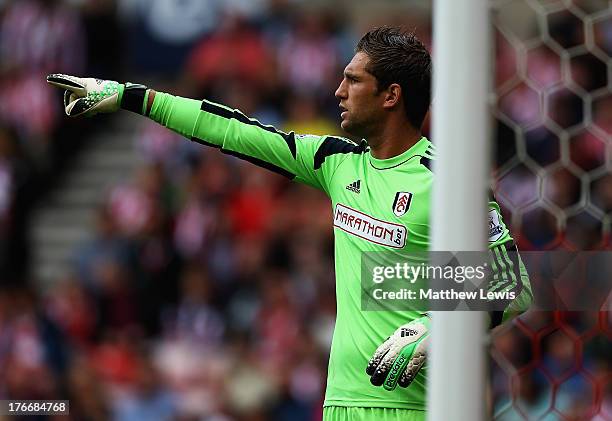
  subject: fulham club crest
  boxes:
[392,192,413,217]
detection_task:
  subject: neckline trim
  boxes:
[368,137,429,170]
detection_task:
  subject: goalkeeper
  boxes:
[48,27,532,421]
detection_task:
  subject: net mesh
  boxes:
[490,0,611,419]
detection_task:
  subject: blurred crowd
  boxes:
[0,0,610,420]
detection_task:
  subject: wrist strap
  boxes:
[120,82,149,115]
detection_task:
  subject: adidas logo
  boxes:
[346,180,361,194]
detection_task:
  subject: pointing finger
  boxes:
[46,74,86,95]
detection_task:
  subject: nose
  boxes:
[335,78,347,100]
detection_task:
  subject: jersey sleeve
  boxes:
[486,198,533,326]
[148,91,363,195]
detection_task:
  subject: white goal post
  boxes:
[429,0,490,420]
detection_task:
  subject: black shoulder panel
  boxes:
[314,137,366,170]
[419,155,432,171]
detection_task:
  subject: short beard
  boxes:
[341,116,379,141]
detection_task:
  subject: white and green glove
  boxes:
[46,74,148,118]
[366,314,430,390]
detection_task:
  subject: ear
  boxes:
[382,83,402,110]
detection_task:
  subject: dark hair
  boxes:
[356,27,432,129]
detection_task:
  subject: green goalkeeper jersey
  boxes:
[149,92,532,410]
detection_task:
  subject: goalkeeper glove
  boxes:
[366,314,430,391]
[46,73,148,118]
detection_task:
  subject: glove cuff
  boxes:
[120,82,149,115]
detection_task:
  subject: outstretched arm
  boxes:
[46,74,363,194]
